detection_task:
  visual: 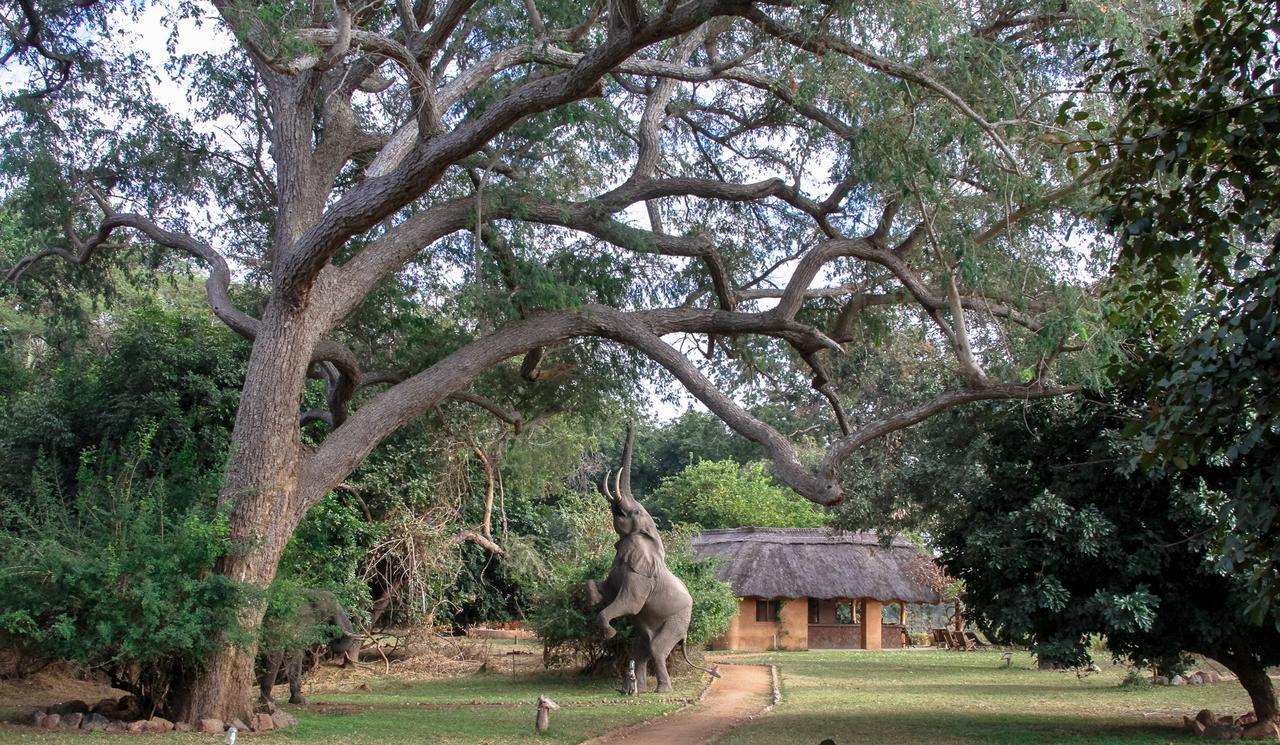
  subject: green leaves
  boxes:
[647,460,826,530]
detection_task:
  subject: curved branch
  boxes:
[737,7,1022,174]
[5,212,257,340]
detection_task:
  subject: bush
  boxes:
[0,425,241,714]
[647,460,825,529]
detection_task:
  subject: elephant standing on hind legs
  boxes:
[584,426,720,693]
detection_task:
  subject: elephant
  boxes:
[256,589,362,705]
[584,427,720,693]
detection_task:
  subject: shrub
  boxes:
[0,425,241,714]
[647,460,825,529]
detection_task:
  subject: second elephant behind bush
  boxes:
[257,589,361,705]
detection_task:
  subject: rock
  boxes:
[1200,710,1221,726]
[1242,720,1280,741]
[105,720,128,733]
[40,714,61,729]
[1172,674,1187,686]
[174,721,193,732]
[1086,663,1102,672]
[1188,715,1209,735]
[146,716,174,733]
[270,710,297,729]
[1190,673,1205,685]
[60,712,84,729]
[1207,720,1242,740]
[18,707,46,726]
[199,718,225,734]
[253,712,275,731]
[1153,675,1170,685]
[1239,713,1260,727]
[228,717,250,733]
[80,713,110,732]
[125,719,147,734]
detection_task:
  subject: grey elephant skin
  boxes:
[256,589,361,705]
[584,427,719,693]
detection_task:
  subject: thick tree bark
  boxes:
[176,306,320,724]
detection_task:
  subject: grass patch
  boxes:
[0,670,702,745]
[714,650,1253,745]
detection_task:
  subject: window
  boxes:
[808,598,820,624]
[883,601,905,625]
[755,599,781,622]
[835,602,852,625]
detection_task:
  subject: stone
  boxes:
[105,720,128,733]
[174,721,193,732]
[1206,720,1242,740]
[146,716,174,733]
[1201,710,1221,726]
[228,717,250,733]
[1086,663,1102,672]
[53,700,89,715]
[252,712,275,731]
[1172,674,1187,686]
[1203,670,1223,684]
[1188,715,1209,735]
[1242,720,1280,741]
[60,712,83,729]
[40,714,61,729]
[1239,713,1260,727]
[1153,675,1170,685]
[1190,673,1204,685]
[199,718,225,734]
[18,707,46,726]
[125,719,147,734]
[270,710,298,729]
[80,713,110,732]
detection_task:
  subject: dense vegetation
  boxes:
[3,0,1275,733]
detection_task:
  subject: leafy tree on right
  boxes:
[921,393,1280,737]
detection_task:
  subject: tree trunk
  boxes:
[1212,647,1279,726]
[175,309,318,723]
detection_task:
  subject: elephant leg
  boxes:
[648,620,688,694]
[259,653,283,704]
[629,634,652,693]
[585,579,605,607]
[596,572,654,640]
[287,654,307,705]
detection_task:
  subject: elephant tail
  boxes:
[679,639,721,679]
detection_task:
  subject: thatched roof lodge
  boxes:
[692,528,944,651]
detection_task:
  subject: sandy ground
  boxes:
[581,664,774,745]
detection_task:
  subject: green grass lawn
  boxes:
[0,670,703,744]
[0,650,1261,744]
[714,649,1255,745]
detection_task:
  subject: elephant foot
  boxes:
[288,694,307,705]
[655,681,673,693]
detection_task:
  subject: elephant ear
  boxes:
[616,534,662,578]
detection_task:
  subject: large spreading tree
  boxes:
[3,0,1148,721]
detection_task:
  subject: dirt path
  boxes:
[582,664,774,745]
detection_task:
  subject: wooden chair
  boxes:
[931,628,949,649]
[964,631,991,650]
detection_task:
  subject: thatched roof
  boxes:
[692,528,943,604]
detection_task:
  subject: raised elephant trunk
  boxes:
[582,423,711,694]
